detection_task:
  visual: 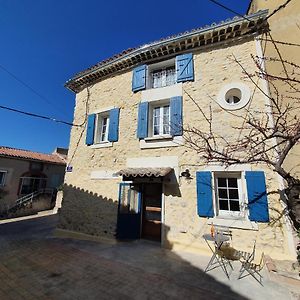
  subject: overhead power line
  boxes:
[206,0,251,21]
[0,63,70,117]
[0,104,81,127]
[207,0,293,25]
[266,0,292,21]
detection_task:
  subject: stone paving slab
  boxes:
[0,215,298,300]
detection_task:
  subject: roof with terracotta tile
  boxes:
[0,146,66,165]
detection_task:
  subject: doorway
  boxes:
[141,183,162,242]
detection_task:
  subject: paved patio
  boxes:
[0,215,298,299]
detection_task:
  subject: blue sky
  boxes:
[0,0,250,154]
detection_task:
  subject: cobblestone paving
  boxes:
[0,216,294,300]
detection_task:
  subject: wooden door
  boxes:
[142,183,162,241]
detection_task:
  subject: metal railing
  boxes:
[12,188,55,210]
[151,68,176,88]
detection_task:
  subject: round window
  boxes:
[225,88,242,105]
[217,83,251,110]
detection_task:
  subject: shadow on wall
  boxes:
[58,184,118,237]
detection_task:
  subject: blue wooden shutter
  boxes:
[86,114,96,145]
[170,96,183,136]
[108,108,120,142]
[176,53,194,83]
[196,171,214,217]
[245,171,269,222]
[137,102,149,139]
[132,65,147,92]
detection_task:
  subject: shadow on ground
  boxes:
[0,184,252,300]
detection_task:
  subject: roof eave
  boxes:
[65,9,269,93]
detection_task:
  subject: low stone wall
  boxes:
[58,184,118,238]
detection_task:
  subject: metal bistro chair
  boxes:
[238,252,265,285]
[237,240,256,264]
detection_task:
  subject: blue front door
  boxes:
[116,183,141,239]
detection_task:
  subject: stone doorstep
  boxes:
[54,228,117,245]
[265,255,300,288]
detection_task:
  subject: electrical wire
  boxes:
[0,104,81,127]
[206,0,251,21]
[0,63,70,117]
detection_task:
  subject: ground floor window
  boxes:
[19,177,47,195]
[215,173,244,218]
[0,171,7,187]
[95,113,110,143]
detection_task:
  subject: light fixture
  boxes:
[180,169,192,179]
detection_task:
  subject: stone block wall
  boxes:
[61,37,295,259]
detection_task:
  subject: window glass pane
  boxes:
[218,188,228,199]
[0,172,5,185]
[163,106,170,134]
[228,178,238,188]
[229,188,239,199]
[229,200,240,211]
[119,185,130,213]
[153,126,160,135]
[119,185,139,214]
[100,116,109,142]
[219,200,229,210]
[217,178,227,187]
[128,187,139,213]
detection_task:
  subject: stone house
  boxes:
[60,9,295,260]
[0,146,67,212]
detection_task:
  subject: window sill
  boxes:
[90,142,113,149]
[140,136,183,149]
[207,217,258,231]
[144,134,173,141]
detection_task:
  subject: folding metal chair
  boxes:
[238,252,265,285]
[215,226,233,243]
[237,240,256,264]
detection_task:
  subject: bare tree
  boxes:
[183,31,300,229]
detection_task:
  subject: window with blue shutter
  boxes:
[170,96,183,136]
[245,171,269,222]
[132,65,147,92]
[196,171,214,217]
[137,102,149,139]
[108,108,120,142]
[86,114,96,145]
[176,53,194,83]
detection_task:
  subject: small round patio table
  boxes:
[203,233,232,279]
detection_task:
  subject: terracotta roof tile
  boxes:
[0,146,66,165]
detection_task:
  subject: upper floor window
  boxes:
[132,53,194,92]
[152,104,170,136]
[0,171,7,186]
[151,66,176,89]
[95,113,110,143]
[137,97,182,140]
[86,108,120,146]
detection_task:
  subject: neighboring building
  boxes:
[248,0,300,180]
[248,0,300,227]
[60,10,295,260]
[0,146,67,212]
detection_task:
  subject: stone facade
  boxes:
[61,29,295,259]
